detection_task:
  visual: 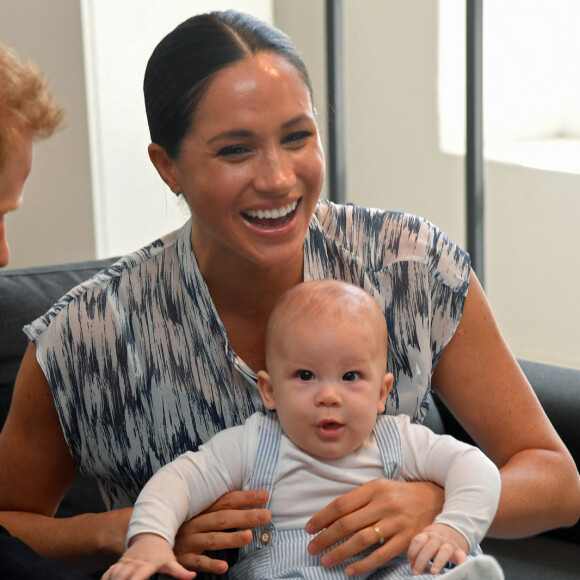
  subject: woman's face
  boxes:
[164,53,325,273]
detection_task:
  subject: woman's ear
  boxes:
[148,143,179,191]
[257,370,277,410]
[377,373,394,413]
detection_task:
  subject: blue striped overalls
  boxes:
[228,413,461,579]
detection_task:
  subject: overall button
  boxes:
[259,529,272,544]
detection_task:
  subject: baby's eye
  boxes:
[298,370,315,381]
[342,371,360,382]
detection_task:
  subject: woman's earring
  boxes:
[173,188,180,198]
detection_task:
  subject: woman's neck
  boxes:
[204,255,302,312]
[193,243,304,372]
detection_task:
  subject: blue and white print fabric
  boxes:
[24,200,470,510]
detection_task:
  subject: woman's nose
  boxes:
[254,149,296,194]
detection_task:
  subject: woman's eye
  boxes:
[283,131,312,146]
[217,145,250,157]
[343,371,359,382]
[298,370,315,381]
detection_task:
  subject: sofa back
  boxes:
[0,258,119,428]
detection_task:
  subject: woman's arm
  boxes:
[0,344,131,572]
[432,270,580,537]
[0,344,269,575]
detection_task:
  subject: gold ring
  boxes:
[373,525,385,545]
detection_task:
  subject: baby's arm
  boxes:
[101,533,196,580]
[127,423,251,546]
[407,523,468,575]
[396,415,501,572]
[104,420,255,579]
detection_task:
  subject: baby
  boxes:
[103,280,503,579]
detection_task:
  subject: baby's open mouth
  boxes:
[243,200,298,228]
[318,420,344,435]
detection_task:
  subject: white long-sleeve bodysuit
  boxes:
[128,412,501,579]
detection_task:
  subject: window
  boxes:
[438,0,580,174]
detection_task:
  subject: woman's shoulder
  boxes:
[313,200,470,281]
[315,199,446,249]
[24,227,183,341]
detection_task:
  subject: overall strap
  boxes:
[247,412,284,503]
[373,415,404,480]
[235,411,284,569]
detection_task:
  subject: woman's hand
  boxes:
[171,489,271,575]
[305,478,444,577]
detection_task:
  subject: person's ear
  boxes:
[257,370,277,410]
[148,143,180,192]
[377,373,394,413]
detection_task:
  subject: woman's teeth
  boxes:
[245,200,298,220]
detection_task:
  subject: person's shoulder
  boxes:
[376,412,414,433]
[24,227,183,340]
[313,200,468,275]
[314,199,442,245]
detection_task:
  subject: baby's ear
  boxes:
[377,373,394,413]
[257,370,277,410]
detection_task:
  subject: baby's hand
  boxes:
[101,533,196,580]
[407,523,468,575]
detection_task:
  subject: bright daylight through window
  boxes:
[438,0,580,175]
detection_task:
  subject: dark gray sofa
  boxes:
[1,258,579,579]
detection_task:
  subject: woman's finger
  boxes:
[176,528,253,556]
[170,490,271,574]
[174,552,229,576]
[344,537,408,578]
[309,504,390,559]
[307,479,442,559]
[306,480,374,535]
[201,489,269,513]
[318,526,410,577]
[179,506,270,535]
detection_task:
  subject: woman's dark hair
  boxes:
[144,10,313,159]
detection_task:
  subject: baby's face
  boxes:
[258,312,391,460]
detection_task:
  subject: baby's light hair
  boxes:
[265,280,388,365]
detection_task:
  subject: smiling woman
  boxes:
[0,9,578,580]
[147,52,324,280]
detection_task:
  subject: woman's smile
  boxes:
[242,199,301,231]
